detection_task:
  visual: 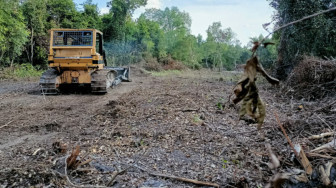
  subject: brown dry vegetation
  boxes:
[0,65,335,187]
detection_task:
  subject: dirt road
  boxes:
[0,68,334,187]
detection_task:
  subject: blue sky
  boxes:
[74,0,275,45]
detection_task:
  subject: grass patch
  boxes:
[0,64,43,80]
[149,70,183,77]
[147,69,243,82]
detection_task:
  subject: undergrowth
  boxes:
[0,64,43,80]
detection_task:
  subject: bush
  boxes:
[0,63,43,79]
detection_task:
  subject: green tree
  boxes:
[203,22,240,70]
[81,0,102,29]
[137,15,166,58]
[107,0,147,41]
[46,0,79,28]
[142,7,198,67]
[249,34,278,69]
[143,7,191,55]
[268,0,336,79]
[0,0,29,66]
[101,12,114,40]
[22,0,48,65]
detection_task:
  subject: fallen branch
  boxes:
[266,143,280,170]
[64,156,107,188]
[67,146,80,169]
[274,112,313,175]
[311,139,336,152]
[32,148,46,156]
[306,152,336,160]
[272,7,336,35]
[319,165,331,186]
[274,112,299,157]
[263,6,336,41]
[132,164,220,188]
[314,100,336,112]
[107,166,130,187]
[294,144,313,175]
[308,132,335,140]
[0,120,13,129]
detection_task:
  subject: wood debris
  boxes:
[308,132,335,140]
[66,146,80,170]
[311,139,336,152]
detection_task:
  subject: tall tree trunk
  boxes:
[30,28,34,65]
[10,59,14,68]
[0,51,4,65]
[26,28,35,64]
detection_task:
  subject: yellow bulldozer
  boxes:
[40,29,130,94]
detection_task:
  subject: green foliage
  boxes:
[249,34,278,69]
[21,0,48,65]
[47,0,79,28]
[81,0,102,29]
[13,63,43,77]
[201,22,244,70]
[0,0,258,74]
[0,0,29,66]
[106,0,147,41]
[268,0,336,79]
[222,159,228,169]
[217,102,223,110]
[1,63,43,79]
[192,115,201,123]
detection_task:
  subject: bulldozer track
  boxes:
[91,69,116,93]
[39,69,59,95]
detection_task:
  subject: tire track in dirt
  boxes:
[0,67,150,168]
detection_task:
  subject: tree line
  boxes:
[0,0,278,71]
[1,0,334,77]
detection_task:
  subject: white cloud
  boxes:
[184,1,274,45]
[100,7,109,15]
[133,0,162,18]
[145,0,162,9]
[100,0,162,16]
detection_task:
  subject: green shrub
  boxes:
[0,64,43,79]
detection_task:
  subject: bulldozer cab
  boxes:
[48,29,105,68]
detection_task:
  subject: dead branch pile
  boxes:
[286,56,336,100]
[144,55,186,71]
[160,56,185,71]
[143,57,163,71]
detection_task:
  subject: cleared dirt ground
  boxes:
[0,67,335,187]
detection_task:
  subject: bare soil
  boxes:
[0,67,335,188]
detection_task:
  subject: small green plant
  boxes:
[140,139,145,146]
[217,102,223,110]
[222,159,228,169]
[192,115,201,123]
[217,98,225,110]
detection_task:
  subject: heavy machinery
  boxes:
[40,29,130,94]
